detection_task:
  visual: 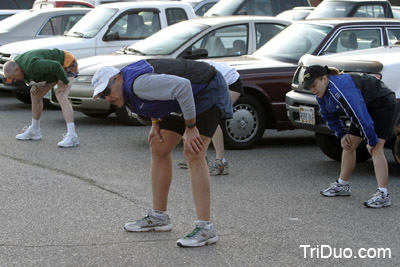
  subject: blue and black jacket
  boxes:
[317,73,394,146]
[121,59,232,119]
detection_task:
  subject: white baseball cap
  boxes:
[92,66,120,99]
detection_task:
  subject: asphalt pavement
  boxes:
[0,92,399,267]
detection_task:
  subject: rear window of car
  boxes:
[0,10,35,31]
[0,0,34,9]
[166,8,189,25]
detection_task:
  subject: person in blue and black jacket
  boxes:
[91,59,232,247]
[302,64,396,208]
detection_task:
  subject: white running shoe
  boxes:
[320,180,351,197]
[364,190,391,208]
[177,221,218,247]
[16,126,42,141]
[124,209,172,232]
[57,133,79,147]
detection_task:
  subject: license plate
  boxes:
[299,105,315,125]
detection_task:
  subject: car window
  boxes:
[65,7,117,38]
[196,3,216,16]
[323,29,382,54]
[307,1,355,19]
[63,4,92,8]
[0,0,34,9]
[387,28,400,45]
[254,23,332,62]
[128,22,208,55]
[192,24,248,57]
[237,0,274,16]
[166,8,189,25]
[39,14,86,36]
[354,5,385,18]
[109,11,160,40]
[255,23,286,49]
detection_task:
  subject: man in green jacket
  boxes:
[4,48,79,147]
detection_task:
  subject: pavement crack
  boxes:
[0,153,136,203]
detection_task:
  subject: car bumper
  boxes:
[0,74,29,91]
[285,90,332,135]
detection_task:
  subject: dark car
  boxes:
[210,18,400,149]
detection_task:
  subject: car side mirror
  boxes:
[104,31,119,41]
[183,48,208,59]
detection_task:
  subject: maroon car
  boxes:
[215,18,400,149]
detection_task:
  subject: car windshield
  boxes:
[124,22,209,55]
[253,23,332,62]
[205,0,243,16]
[307,2,355,19]
[0,10,35,31]
[65,7,117,38]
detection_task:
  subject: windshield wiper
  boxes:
[125,47,146,55]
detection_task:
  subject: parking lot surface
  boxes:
[0,92,399,266]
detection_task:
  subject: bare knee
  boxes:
[150,140,172,158]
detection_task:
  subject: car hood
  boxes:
[211,55,296,71]
[77,54,172,76]
[0,36,88,54]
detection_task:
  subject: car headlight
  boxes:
[74,75,93,83]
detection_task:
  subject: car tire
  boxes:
[114,106,144,126]
[82,111,112,118]
[315,133,371,162]
[221,94,266,149]
[12,90,31,104]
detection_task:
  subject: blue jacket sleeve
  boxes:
[318,98,347,140]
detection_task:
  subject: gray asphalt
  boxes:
[0,92,399,267]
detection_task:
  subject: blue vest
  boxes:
[121,60,214,119]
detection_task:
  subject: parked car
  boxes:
[208,18,400,149]
[276,6,314,20]
[205,0,310,17]
[0,1,196,103]
[53,16,291,125]
[33,0,94,9]
[285,47,400,164]
[306,0,394,19]
[0,8,90,46]
[0,9,26,21]
[182,0,219,17]
[0,0,34,9]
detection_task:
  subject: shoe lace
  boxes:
[371,191,383,201]
[185,227,202,238]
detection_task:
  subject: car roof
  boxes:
[98,1,192,9]
[23,7,92,15]
[179,15,292,26]
[323,0,390,2]
[297,17,400,26]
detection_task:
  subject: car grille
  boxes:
[0,52,12,68]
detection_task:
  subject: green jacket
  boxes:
[15,49,69,85]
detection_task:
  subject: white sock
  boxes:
[338,178,349,185]
[378,187,388,196]
[67,122,76,135]
[31,118,40,131]
[151,209,166,219]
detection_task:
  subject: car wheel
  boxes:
[221,94,266,149]
[315,133,371,162]
[82,111,112,118]
[12,90,31,104]
[114,106,144,126]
